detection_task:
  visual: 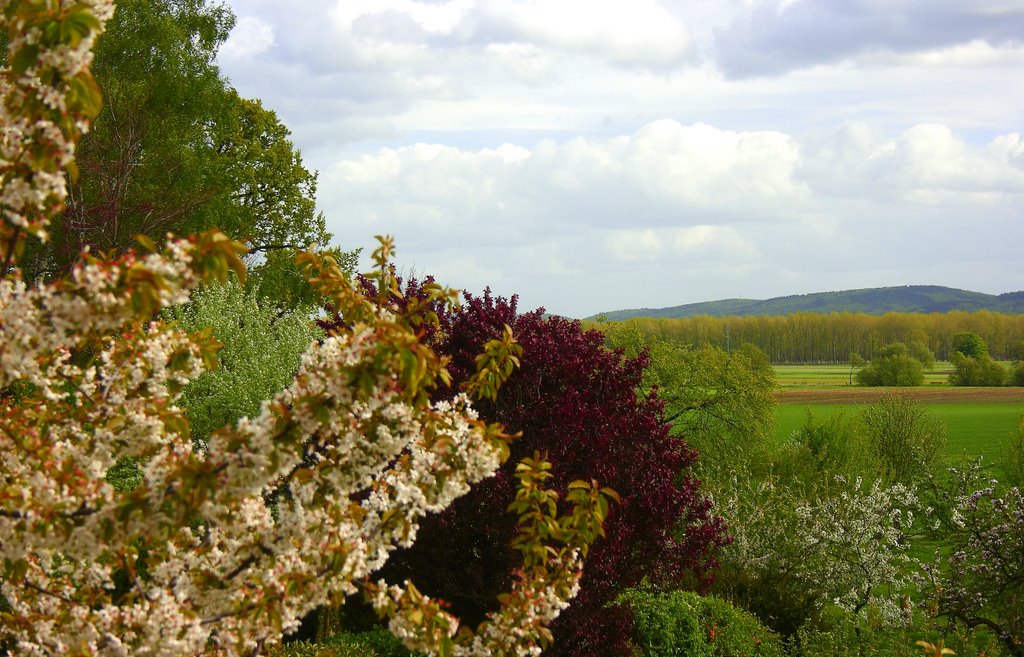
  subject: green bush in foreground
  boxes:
[270,629,421,657]
[615,589,784,657]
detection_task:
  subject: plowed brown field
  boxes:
[776,387,1024,405]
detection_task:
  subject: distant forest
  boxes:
[595,310,1024,363]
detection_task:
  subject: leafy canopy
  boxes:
[20,0,331,279]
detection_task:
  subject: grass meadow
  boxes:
[773,363,1024,460]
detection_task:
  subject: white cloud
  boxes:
[472,0,694,67]
[714,0,1024,78]
[220,16,275,59]
[321,120,808,251]
[799,122,1024,199]
[316,119,1024,315]
[605,226,759,264]
[331,0,474,36]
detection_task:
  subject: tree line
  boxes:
[595,310,1024,363]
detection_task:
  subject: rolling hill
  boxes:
[594,286,1024,321]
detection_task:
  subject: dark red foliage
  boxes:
[374,288,727,657]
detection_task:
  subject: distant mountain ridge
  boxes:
[594,285,1024,321]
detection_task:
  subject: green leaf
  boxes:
[10,44,40,74]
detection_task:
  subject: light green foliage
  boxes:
[105,455,144,492]
[615,589,784,657]
[249,247,360,310]
[849,352,866,385]
[861,392,945,484]
[786,409,877,481]
[164,278,321,444]
[856,343,926,387]
[949,352,1008,386]
[602,322,776,478]
[797,616,924,657]
[908,340,936,371]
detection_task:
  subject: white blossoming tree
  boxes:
[0,2,613,656]
[918,463,1024,657]
[714,472,918,635]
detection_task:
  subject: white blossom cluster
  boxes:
[715,473,918,627]
[368,550,585,657]
[0,0,115,237]
[451,551,583,657]
[0,244,512,655]
[794,477,918,626]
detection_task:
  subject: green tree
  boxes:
[855,342,925,387]
[952,331,987,359]
[922,484,1024,657]
[21,0,330,279]
[848,352,865,386]
[603,324,776,477]
[908,340,935,370]
[1012,360,1024,387]
[713,470,918,637]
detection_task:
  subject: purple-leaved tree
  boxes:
[330,288,727,657]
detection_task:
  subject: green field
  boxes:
[774,363,1024,460]
[775,401,1022,459]
[773,362,955,388]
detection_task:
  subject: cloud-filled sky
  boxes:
[216,0,1024,318]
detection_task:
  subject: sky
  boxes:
[215,0,1024,318]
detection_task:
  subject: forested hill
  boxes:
[595,286,1024,320]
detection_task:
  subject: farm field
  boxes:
[773,364,1024,459]
[774,362,955,388]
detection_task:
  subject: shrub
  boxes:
[1012,361,1024,386]
[271,630,422,657]
[860,391,945,484]
[949,352,1008,386]
[163,277,321,445]
[614,589,784,657]
[920,485,1024,657]
[796,614,922,657]
[788,409,876,481]
[713,469,918,637]
[856,343,925,387]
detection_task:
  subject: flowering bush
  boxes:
[0,3,612,656]
[714,472,918,635]
[920,483,1024,657]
